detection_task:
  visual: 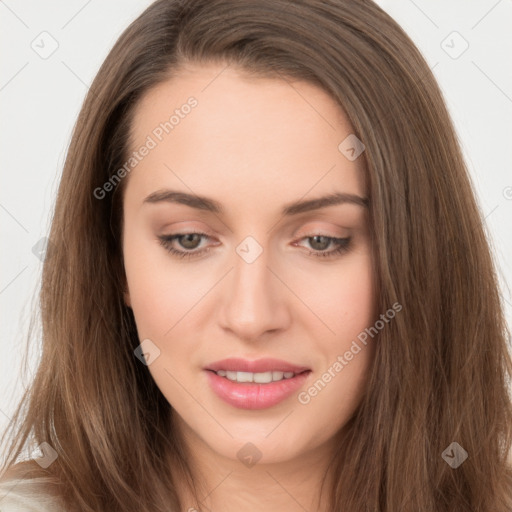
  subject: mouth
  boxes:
[207,369,310,384]
[204,357,310,375]
[204,357,312,410]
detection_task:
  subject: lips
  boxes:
[204,357,310,374]
[204,357,312,409]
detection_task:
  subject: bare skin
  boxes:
[122,62,376,511]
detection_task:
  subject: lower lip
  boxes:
[204,370,311,410]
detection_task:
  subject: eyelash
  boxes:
[157,232,351,260]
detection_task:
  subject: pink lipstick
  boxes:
[204,358,311,410]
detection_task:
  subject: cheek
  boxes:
[334,259,374,333]
[293,249,375,340]
[309,255,376,422]
[123,225,207,337]
[294,260,376,435]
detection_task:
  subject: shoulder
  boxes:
[0,464,65,512]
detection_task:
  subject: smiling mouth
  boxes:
[204,368,312,410]
[207,369,311,384]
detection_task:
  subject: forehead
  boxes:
[125,63,366,213]
[130,62,356,148]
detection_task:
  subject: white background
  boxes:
[1,1,511,438]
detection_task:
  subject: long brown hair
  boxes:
[1,0,511,510]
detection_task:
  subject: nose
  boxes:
[217,245,291,342]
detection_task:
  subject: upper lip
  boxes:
[205,358,310,374]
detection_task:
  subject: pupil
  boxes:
[310,235,329,251]
[181,234,200,249]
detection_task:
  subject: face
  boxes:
[122,62,376,467]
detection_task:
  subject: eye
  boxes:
[157,232,212,260]
[157,232,352,260]
[295,235,352,259]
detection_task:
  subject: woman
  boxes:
[1,0,511,511]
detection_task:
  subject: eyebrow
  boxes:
[143,189,369,216]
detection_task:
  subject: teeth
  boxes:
[217,370,297,383]
[271,371,284,381]
[237,371,253,383]
[226,371,237,381]
[254,372,272,383]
